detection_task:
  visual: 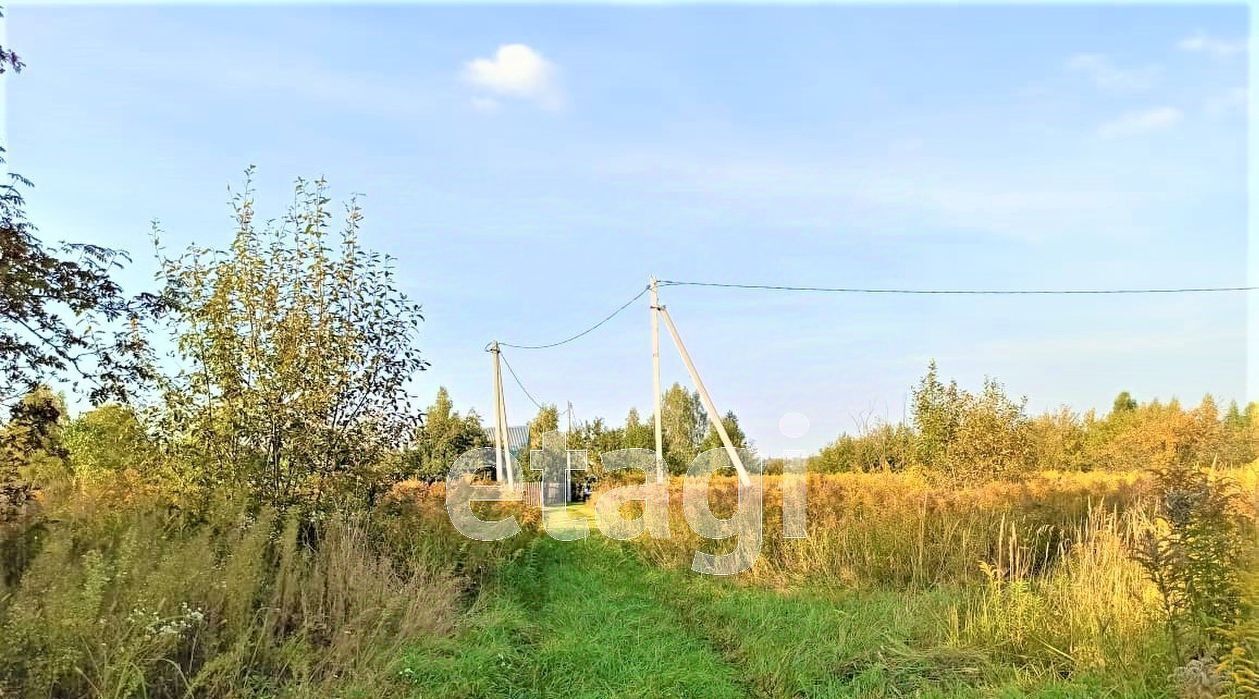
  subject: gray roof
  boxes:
[484,425,530,452]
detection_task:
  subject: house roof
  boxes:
[484,425,530,452]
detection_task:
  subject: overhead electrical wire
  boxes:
[497,284,651,350]
[486,275,1254,440]
[492,277,1255,359]
[498,350,545,410]
[657,280,1259,295]
[501,352,579,418]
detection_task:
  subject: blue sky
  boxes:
[4,3,1251,454]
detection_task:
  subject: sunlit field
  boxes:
[2,4,1254,695]
[3,176,1255,694]
[4,459,1255,697]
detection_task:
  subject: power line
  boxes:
[499,351,580,421]
[498,284,651,350]
[498,351,545,410]
[658,280,1259,295]
[492,277,1254,360]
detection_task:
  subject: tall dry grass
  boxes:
[628,466,1259,687]
[951,505,1166,676]
[636,469,1150,588]
[0,483,489,698]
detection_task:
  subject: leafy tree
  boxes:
[407,387,488,481]
[911,360,962,470]
[1112,391,1138,414]
[660,383,705,474]
[1220,401,1256,466]
[0,24,157,406]
[1189,395,1225,465]
[1082,395,1234,472]
[811,421,913,473]
[1027,407,1086,471]
[0,386,67,520]
[622,408,653,450]
[571,417,624,472]
[528,404,560,451]
[0,12,22,76]
[947,376,1032,480]
[699,409,748,452]
[514,403,560,473]
[63,404,169,493]
[155,171,428,509]
[910,362,1031,481]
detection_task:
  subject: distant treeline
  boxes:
[810,362,1256,480]
[410,360,1257,485]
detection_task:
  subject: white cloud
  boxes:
[1066,53,1158,92]
[463,44,562,110]
[1097,106,1183,138]
[1178,32,1247,58]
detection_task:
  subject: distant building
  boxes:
[480,425,591,503]
[484,424,530,456]
[479,425,530,482]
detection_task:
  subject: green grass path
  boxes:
[397,516,1156,699]
[400,528,746,698]
[514,535,747,698]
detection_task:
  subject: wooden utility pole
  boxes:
[657,306,752,487]
[650,277,665,483]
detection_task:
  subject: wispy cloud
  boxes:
[1205,87,1248,117]
[140,43,433,122]
[470,96,501,114]
[1097,106,1182,138]
[463,44,563,111]
[1066,53,1158,92]
[596,150,1154,241]
[1177,32,1247,58]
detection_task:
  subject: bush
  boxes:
[810,421,914,473]
[1,386,68,521]
[153,171,428,512]
[911,362,1034,482]
[1130,462,1248,664]
[811,364,1259,482]
[0,492,468,698]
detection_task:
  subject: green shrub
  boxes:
[1131,462,1248,664]
[0,497,466,698]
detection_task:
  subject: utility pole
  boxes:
[649,277,665,483]
[657,306,752,487]
[489,342,514,487]
[493,352,508,488]
[565,400,573,472]
[490,342,505,482]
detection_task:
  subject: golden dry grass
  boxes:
[620,465,1259,686]
[633,469,1152,588]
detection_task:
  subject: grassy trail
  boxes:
[398,509,1154,699]
[400,503,745,698]
[510,535,748,698]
